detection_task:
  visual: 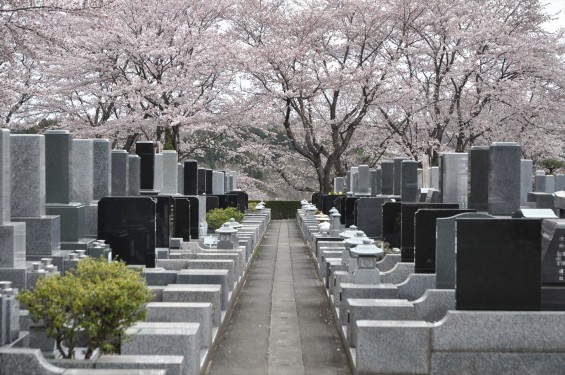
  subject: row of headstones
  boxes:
[298,205,565,374]
[1,212,271,375]
[0,128,243,271]
[332,142,558,214]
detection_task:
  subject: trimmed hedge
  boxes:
[249,200,302,220]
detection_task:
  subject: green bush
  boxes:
[206,207,244,230]
[17,257,153,359]
[248,200,302,220]
[539,158,565,175]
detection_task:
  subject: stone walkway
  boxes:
[204,220,351,375]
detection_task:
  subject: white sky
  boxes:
[543,0,565,32]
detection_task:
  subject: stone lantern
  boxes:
[318,221,331,237]
[338,225,360,240]
[349,238,383,284]
[330,211,342,236]
[344,231,374,273]
[227,218,242,229]
[216,223,238,249]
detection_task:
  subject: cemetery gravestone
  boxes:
[197,168,206,195]
[435,212,494,290]
[413,208,474,273]
[488,142,521,215]
[400,203,458,262]
[393,157,408,195]
[161,150,178,195]
[439,153,468,208]
[456,218,541,310]
[92,139,111,200]
[401,160,418,202]
[184,160,198,196]
[128,154,140,196]
[111,150,129,196]
[136,141,157,194]
[98,197,156,268]
[468,146,489,211]
[382,202,402,248]
[520,159,534,206]
[381,160,394,195]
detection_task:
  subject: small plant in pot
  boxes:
[17,257,153,359]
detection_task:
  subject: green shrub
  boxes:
[539,158,565,175]
[206,207,244,230]
[17,257,153,359]
[248,200,302,220]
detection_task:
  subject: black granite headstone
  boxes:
[184,196,200,239]
[227,191,248,213]
[468,146,490,211]
[414,208,474,273]
[155,196,172,248]
[183,160,198,195]
[355,196,395,238]
[206,195,220,213]
[401,203,459,262]
[540,219,565,310]
[98,197,156,268]
[197,168,206,195]
[135,141,156,193]
[172,197,191,241]
[456,218,542,311]
[205,169,213,195]
[345,197,360,227]
[382,202,402,248]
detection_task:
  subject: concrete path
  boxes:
[204,220,351,375]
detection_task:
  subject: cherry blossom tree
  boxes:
[377,0,565,164]
[228,0,398,192]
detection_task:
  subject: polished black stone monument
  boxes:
[382,202,402,248]
[183,160,198,195]
[197,168,206,195]
[401,203,458,262]
[172,197,191,241]
[414,208,474,273]
[456,218,541,310]
[98,197,156,268]
[135,141,157,194]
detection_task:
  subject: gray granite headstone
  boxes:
[111,150,129,196]
[370,169,378,197]
[350,167,358,195]
[154,153,164,194]
[381,160,394,195]
[334,177,345,194]
[436,212,494,289]
[345,171,351,194]
[161,150,178,195]
[44,130,72,204]
[375,168,382,196]
[535,170,546,192]
[521,160,533,206]
[488,142,521,215]
[357,165,370,196]
[401,160,418,202]
[128,155,140,196]
[393,157,408,195]
[440,153,468,208]
[555,174,565,192]
[355,197,394,238]
[71,139,94,205]
[430,166,439,189]
[417,168,423,188]
[10,135,60,257]
[468,146,489,211]
[10,135,45,217]
[212,171,225,195]
[92,139,111,200]
[546,175,556,194]
[178,163,184,195]
[231,171,238,190]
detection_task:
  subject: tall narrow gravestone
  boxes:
[128,154,140,196]
[456,218,541,310]
[488,142,521,215]
[111,150,128,196]
[393,157,407,195]
[197,168,206,195]
[439,153,468,208]
[161,150,178,195]
[136,141,158,195]
[72,139,97,237]
[153,153,164,194]
[177,163,184,195]
[10,134,60,258]
[92,139,111,200]
[541,219,565,310]
[45,130,91,250]
[0,130,28,288]
[520,159,533,206]
[184,160,198,196]
[401,160,418,202]
[381,160,394,195]
[468,146,489,211]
